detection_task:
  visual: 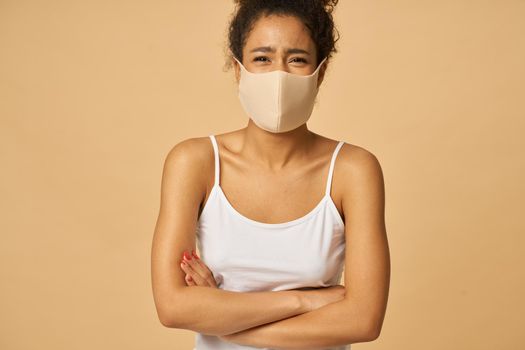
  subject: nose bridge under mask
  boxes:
[276,70,284,129]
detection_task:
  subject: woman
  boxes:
[151,1,390,349]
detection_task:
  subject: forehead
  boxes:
[244,14,315,51]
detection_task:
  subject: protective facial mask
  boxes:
[234,57,327,133]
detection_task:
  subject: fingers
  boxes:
[180,259,207,286]
[184,273,196,286]
[181,250,218,288]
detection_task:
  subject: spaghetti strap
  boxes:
[208,135,220,187]
[325,141,345,197]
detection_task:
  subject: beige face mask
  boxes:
[234,57,327,133]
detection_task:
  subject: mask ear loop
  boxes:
[315,57,328,74]
[232,56,245,85]
[299,57,328,77]
[233,56,246,70]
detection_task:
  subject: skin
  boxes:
[233,13,327,81]
[151,13,390,348]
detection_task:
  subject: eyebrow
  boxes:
[249,46,311,55]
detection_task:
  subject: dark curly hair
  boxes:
[224,0,340,70]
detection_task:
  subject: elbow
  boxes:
[361,318,383,342]
[158,307,187,329]
[153,287,188,329]
[156,305,176,328]
[363,326,381,342]
[155,296,185,329]
[158,314,173,328]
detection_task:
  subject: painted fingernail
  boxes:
[191,250,199,259]
[183,251,192,260]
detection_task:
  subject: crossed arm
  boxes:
[160,260,374,348]
[219,296,377,349]
[151,139,390,348]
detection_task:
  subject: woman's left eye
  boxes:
[291,57,307,63]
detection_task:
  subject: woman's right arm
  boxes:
[151,138,309,336]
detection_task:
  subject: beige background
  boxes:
[1,0,524,349]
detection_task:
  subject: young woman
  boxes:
[151,1,390,349]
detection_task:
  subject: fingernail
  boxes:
[191,250,199,259]
[183,251,192,260]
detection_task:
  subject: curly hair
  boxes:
[224,0,340,70]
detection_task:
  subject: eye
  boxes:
[253,56,270,62]
[290,57,307,63]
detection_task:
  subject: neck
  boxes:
[241,119,315,171]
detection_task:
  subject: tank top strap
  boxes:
[325,141,345,197]
[208,135,220,186]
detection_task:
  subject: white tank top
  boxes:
[194,135,349,350]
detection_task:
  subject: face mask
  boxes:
[234,57,327,133]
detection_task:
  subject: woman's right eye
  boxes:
[253,56,269,62]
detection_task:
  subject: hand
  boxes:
[180,250,219,288]
[298,285,346,312]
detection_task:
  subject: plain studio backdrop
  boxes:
[1,1,524,349]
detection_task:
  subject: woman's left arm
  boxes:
[220,147,391,349]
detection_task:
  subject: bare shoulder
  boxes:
[160,136,215,207]
[335,142,385,206]
[314,133,383,179]
[164,136,213,171]
[336,142,383,177]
